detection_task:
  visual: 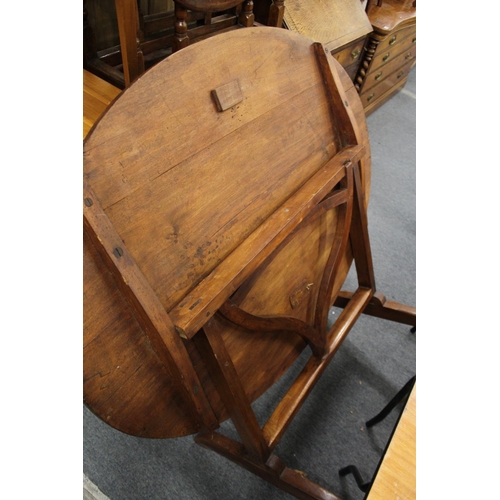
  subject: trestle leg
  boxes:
[195,431,342,500]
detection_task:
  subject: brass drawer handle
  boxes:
[375,71,383,81]
[397,70,404,78]
[412,37,416,43]
[351,48,361,60]
[382,53,390,62]
[367,93,375,102]
[405,52,412,59]
[389,35,397,45]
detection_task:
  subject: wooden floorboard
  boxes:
[83,70,121,139]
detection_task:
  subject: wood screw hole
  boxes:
[113,247,124,258]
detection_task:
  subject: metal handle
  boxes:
[382,53,390,62]
[389,35,397,45]
[412,37,416,43]
[375,71,383,81]
[367,93,375,102]
[397,70,404,78]
[351,48,361,60]
[405,52,412,59]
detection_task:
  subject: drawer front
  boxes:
[331,38,366,68]
[371,36,416,71]
[376,24,416,54]
[363,45,416,92]
[344,61,361,81]
[360,60,414,107]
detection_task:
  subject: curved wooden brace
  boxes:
[231,184,350,307]
[220,173,354,360]
[219,298,325,358]
[314,163,355,333]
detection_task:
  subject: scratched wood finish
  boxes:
[84,27,371,438]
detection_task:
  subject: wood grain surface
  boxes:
[367,385,416,500]
[83,70,121,138]
[83,27,372,438]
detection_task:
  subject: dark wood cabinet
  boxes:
[355,0,416,114]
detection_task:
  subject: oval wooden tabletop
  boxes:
[84,27,371,438]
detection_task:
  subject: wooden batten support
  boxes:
[170,145,365,339]
[314,42,359,150]
[211,79,243,112]
[263,287,373,451]
[83,182,219,431]
[195,431,342,500]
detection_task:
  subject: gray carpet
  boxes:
[84,66,416,500]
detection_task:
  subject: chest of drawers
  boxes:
[282,0,373,83]
[355,1,416,114]
[330,36,369,82]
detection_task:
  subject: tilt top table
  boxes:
[83,26,415,499]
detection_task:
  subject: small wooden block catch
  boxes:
[211,79,243,112]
